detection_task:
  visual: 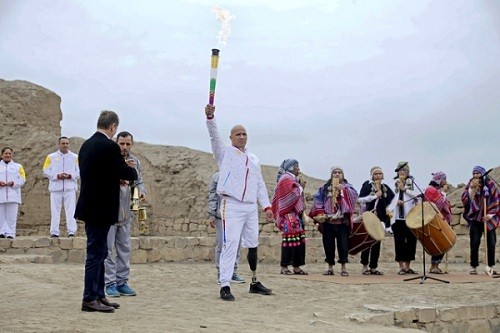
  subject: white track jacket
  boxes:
[207,118,271,209]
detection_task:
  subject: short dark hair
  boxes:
[116,131,134,143]
[97,110,119,130]
[1,147,13,154]
[58,136,68,143]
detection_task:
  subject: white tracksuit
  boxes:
[0,160,26,238]
[43,150,80,236]
[206,118,271,287]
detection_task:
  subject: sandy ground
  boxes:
[0,261,499,333]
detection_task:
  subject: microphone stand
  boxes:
[404,177,449,284]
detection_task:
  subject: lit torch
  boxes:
[207,6,234,107]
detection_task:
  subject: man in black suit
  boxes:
[75,110,138,313]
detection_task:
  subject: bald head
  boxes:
[230,125,247,150]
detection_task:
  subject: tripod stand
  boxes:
[404,177,449,284]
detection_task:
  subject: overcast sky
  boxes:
[1,0,499,190]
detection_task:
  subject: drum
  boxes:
[406,202,456,256]
[348,211,385,255]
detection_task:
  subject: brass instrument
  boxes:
[138,207,150,235]
[132,188,149,235]
[138,207,147,221]
[131,186,139,211]
[125,156,150,235]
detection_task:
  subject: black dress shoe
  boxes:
[0,234,5,238]
[99,298,120,309]
[6,236,13,239]
[81,300,114,313]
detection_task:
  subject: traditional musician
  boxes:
[391,161,419,275]
[357,166,395,275]
[423,171,452,274]
[461,166,500,275]
[272,159,307,275]
[309,166,358,277]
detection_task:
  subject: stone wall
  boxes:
[1,235,498,266]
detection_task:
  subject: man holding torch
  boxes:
[205,104,274,301]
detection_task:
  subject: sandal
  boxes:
[293,269,308,275]
[430,267,443,274]
[398,269,406,275]
[370,270,383,275]
[323,269,334,276]
[362,269,371,275]
[280,268,293,275]
[340,270,349,277]
[405,268,417,274]
[470,268,478,275]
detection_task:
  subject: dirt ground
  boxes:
[0,261,499,333]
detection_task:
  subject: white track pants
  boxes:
[50,190,77,236]
[0,202,19,238]
[219,196,259,287]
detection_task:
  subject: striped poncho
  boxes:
[271,172,305,246]
[461,178,500,231]
[309,179,358,227]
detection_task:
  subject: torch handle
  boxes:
[208,49,220,106]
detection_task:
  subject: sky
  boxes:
[1,0,499,190]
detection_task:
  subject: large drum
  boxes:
[406,202,456,256]
[348,211,385,255]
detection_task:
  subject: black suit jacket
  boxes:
[75,131,138,224]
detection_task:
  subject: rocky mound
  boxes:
[0,79,325,236]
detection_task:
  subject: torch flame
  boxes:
[211,5,235,46]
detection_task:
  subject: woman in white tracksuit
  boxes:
[0,147,26,238]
